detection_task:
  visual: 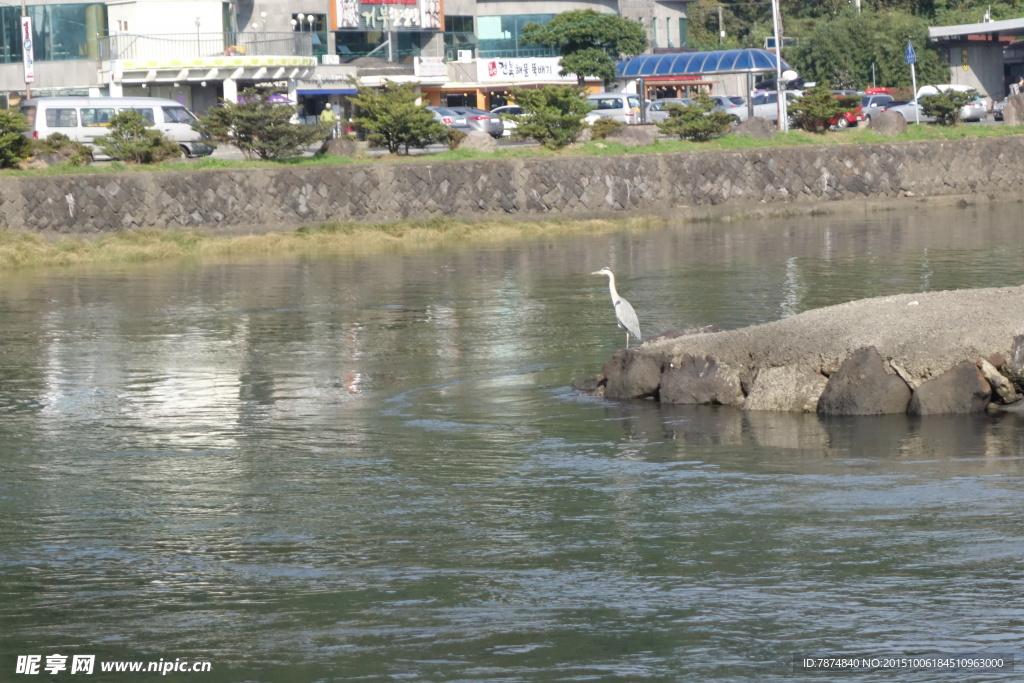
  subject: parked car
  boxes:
[749,90,802,124]
[583,92,642,125]
[425,106,471,133]
[861,94,894,117]
[491,105,523,137]
[707,94,748,121]
[645,97,696,122]
[449,107,504,138]
[994,98,1005,121]
[830,94,865,129]
[886,96,987,124]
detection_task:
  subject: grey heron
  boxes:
[592,267,641,348]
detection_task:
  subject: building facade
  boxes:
[1,0,688,115]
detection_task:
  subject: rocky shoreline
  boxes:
[575,284,1024,416]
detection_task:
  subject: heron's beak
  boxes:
[590,270,603,275]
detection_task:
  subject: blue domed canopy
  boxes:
[617,49,790,78]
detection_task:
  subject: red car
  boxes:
[830,93,865,129]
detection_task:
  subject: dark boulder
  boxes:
[907,361,992,415]
[606,124,658,147]
[817,346,911,415]
[603,349,662,400]
[731,117,776,139]
[660,354,744,405]
[868,111,908,137]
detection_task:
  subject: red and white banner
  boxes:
[21,16,34,84]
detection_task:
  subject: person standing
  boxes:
[320,106,336,139]
[1009,77,1021,97]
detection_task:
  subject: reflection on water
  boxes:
[1,203,1023,681]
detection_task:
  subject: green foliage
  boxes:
[348,80,449,155]
[446,128,468,150]
[194,89,329,160]
[788,82,856,133]
[920,89,976,126]
[506,85,590,149]
[789,8,947,90]
[33,133,93,166]
[93,110,181,164]
[519,10,647,86]
[589,118,624,140]
[655,93,736,141]
[0,108,32,169]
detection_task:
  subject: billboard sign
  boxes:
[21,16,34,84]
[332,0,442,31]
[476,57,575,84]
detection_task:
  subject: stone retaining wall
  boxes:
[2,136,1023,234]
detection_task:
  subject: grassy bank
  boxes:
[4,124,1024,177]
[0,216,669,270]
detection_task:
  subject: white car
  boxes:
[491,105,523,138]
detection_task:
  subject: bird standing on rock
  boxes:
[592,267,641,348]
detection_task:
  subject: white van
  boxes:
[584,92,643,125]
[19,96,214,158]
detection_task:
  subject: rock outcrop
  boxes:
[817,346,911,415]
[868,111,908,136]
[579,284,1024,416]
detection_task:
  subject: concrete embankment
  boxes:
[1,136,1023,234]
[581,285,1024,416]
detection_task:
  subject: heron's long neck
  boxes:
[606,273,620,303]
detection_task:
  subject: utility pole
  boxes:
[718,6,724,44]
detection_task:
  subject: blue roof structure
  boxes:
[617,49,790,78]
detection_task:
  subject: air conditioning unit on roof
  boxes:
[321,54,341,65]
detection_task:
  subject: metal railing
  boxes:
[98,32,313,62]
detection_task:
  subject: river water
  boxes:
[1,203,1023,682]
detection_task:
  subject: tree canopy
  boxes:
[519,10,647,86]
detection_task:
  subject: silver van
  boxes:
[584,92,642,125]
[20,96,214,158]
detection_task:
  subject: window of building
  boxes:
[444,14,475,60]
[1,3,107,64]
[334,29,432,62]
[679,18,687,48]
[476,14,556,59]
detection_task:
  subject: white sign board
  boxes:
[476,57,575,83]
[21,17,34,84]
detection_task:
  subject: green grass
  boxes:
[5,123,1022,177]
[0,216,668,270]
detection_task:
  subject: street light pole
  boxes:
[770,0,786,131]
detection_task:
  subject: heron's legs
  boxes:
[626,332,630,349]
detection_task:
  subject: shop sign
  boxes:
[476,57,574,83]
[332,0,442,31]
[21,17,34,84]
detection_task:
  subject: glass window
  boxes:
[477,14,556,59]
[126,107,155,124]
[161,107,196,124]
[81,107,115,126]
[21,106,36,127]
[45,108,78,127]
[6,3,109,63]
